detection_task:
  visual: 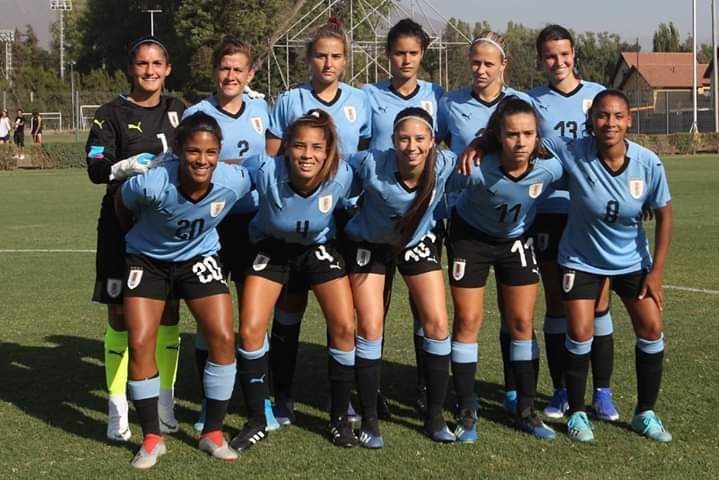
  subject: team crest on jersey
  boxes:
[356,248,371,267]
[537,233,549,252]
[210,201,226,218]
[528,182,544,199]
[344,105,357,123]
[629,179,644,199]
[318,194,333,214]
[106,278,122,298]
[251,116,264,134]
[582,99,593,114]
[127,269,143,290]
[168,111,179,128]
[420,100,434,115]
[452,259,466,281]
[562,271,576,293]
[252,254,270,271]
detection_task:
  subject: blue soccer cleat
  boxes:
[273,395,296,426]
[592,388,619,421]
[453,408,478,443]
[358,417,384,449]
[567,411,594,443]
[544,387,569,419]
[424,415,456,443]
[504,389,518,415]
[517,410,556,439]
[264,398,281,431]
[631,410,672,443]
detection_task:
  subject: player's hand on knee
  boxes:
[638,270,664,311]
[110,152,157,181]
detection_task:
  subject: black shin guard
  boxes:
[636,348,664,413]
[591,334,614,389]
[451,361,477,411]
[238,353,269,425]
[413,333,426,390]
[499,331,516,391]
[202,399,230,434]
[512,360,537,416]
[134,397,161,437]
[328,356,354,421]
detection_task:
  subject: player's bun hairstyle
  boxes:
[386,18,430,53]
[535,24,574,58]
[173,112,223,152]
[283,108,341,186]
[128,35,170,64]
[392,107,438,248]
[482,96,551,160]
[306,17,349,59]
[585,89,631,136]
[212,36,254,70]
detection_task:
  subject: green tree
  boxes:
[653,22,682,52]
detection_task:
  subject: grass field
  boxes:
[1,156,718,479]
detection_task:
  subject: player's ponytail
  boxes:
[283,108,341,186]
[482,96,551,160]
[174,112,223,152]
[392,107,438,248]
[306,17,349,59]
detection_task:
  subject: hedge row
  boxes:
[1,133,717,171]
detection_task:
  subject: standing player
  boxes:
[362,18,444,419]
[86,36,185,442]
[265,17,370,424]
[545,90,672,443]
[116,112,252,468]
[447,97,560,442]
[182,37,277,432]
[528,25,616,421]
[345,107,458,446]
[230,110,358,450]
[31,111,43,144]
[13,109,25,159]
[438,31,533,416]
[0,110,11,143]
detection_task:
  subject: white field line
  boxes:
[664,285,719,295]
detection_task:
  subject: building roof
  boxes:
[617,52,709,89]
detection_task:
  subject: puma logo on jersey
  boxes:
[93,119,105,129]
[128,121,143,134]
[378,106,387,113]
[249,374,266,384]
[461,112,471,120]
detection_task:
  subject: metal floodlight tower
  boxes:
[0,29,14,84]
[264,0,472,98]
[143,9,163,36]
[50,0,73,81]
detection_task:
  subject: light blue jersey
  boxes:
[363,79,444,150]
[450,152,564,238]
[438,86,531,155]
[345,148,457,248]
[545,137,671,275]
[122,159,251,261]
[246,154,354,245]
[529,81,605,214]
[183,94,269,214]
[268,82,371,155]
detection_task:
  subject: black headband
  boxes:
[129,36,169,61]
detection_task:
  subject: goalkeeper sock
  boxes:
[104,325,129,395]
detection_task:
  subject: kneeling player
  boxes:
[117,112,251,468]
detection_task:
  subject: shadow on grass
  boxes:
[1,333,529,447]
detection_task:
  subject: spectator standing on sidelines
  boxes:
[31,111,43,144]
[0,109,11,143]
[13,109,25,159]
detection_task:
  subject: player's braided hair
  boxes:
[481,96,551,160]
[173,111,223,153]
[306,16,349,59]
[386,18,430,53]
[585,89,631,136]
[283,108,341,188]
[212,36,254,70]
[392,107,438,249]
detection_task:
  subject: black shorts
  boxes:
[124,254,229,300]
[92,189,127,304]
[560,268,646,300]
[532,213,568,262]
[247,239,347,287]
[345,227,443,277]
[217,212,255,284]
[447,211,539,288]
[13,131,24,147]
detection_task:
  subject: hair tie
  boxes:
[393,115,434,136]
[470,37,506,58]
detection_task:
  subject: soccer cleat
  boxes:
[453,408,478,443]
[264,398,281,432]
[544,387,569,419]
[503,389,518,415]
[107,397,131,442]
[230,421,267,452]
[329,417,359,448]
[130,437,167,470]
[358,416,384,449]
[199,434,238,461]
[273,395,296,426]
[324,397,361,423]
[517,409,556,439]
[592,388,620,421]
[631,410,672,443]
[158,401,179,434]
[424,415,456,443]
[194,399,207,433]
[567,411,594,443]
[414,387,428,420]
[377,390,392,420]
